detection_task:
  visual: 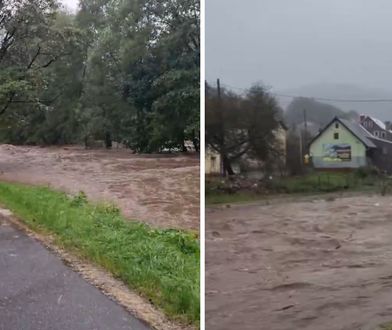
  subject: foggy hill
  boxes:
[277,83,392,121]
[284,97,358,133]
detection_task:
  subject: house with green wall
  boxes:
[309,117,377,169]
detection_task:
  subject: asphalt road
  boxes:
[0,215,151,330]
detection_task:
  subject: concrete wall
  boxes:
[310,119,367,168]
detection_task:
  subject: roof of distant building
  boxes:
[309,116,376,148]
[369,116,386,130]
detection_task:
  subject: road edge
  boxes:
[0,208,194,330]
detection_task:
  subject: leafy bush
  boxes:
[354,166,380,179]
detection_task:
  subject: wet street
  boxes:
[0,214,150,330]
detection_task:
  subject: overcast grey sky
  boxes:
[61,0,78,11]
[206,0,392,92]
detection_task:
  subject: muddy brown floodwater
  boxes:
[206,196,392,330]
[0,145,199,231]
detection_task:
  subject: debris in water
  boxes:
[276,304,295,311]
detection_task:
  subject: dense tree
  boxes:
[206,83,281,175]
[0,0,86,143]
[76,0,200,151]
[1,1,78,109]
[0,0,200,152]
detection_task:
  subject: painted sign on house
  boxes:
[322,143,351,162]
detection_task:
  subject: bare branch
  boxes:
[0,91,15,115]
[27,45,41,69]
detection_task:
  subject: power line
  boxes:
[273,93,392,103]
[218,82,392,103]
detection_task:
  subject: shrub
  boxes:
[354,166,380,179]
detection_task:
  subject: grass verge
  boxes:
[206,172,385,205]
[380,323,392,330]
[0,182,199,326]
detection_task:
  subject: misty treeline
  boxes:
[0,0,199,152]
[205,83,285,176]
[285,97,358,128]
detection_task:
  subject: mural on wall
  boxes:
[322,143,352,162]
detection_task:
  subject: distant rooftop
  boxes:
[339,118,376,148]
[369,116,386,130]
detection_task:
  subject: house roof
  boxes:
[369,116,386,130]
[309,116,376,148]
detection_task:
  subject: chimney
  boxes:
[359,114,365,123]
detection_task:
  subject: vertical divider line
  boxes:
[200,0,206,328]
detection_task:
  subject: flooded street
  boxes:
[206,195,392,330]
[0,145,199,231]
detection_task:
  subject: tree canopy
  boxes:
[0,0,200,152]
[206,83,282,175]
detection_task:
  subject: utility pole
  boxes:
[217,78,225,177]
[299,129,303,172]
[303,108,308,154]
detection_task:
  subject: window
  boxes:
[363,121,368,127]
[369,121,374,128]
[383,147,388,155]
[335,122,339,129]
[381,132,387,139]
[334,132,339,140]
[375,131,380,137]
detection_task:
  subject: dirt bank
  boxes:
[206,195,392,330]
[0,145,199,231]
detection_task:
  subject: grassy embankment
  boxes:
[0,182,199,326]
[206,171,388,205]
[380,323,392,330]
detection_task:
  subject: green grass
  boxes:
[0,182,199,326]
[206,172,383,205]
[379,323,392,330]
[268,172,377,194]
